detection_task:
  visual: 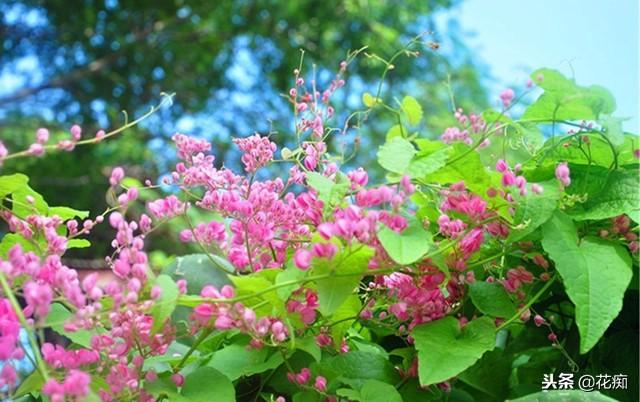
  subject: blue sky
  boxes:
[454,0,639,132]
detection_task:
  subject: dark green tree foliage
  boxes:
[1,0,483,121]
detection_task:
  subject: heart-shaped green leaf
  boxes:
[413,316,496,386]
[542,212,632,353]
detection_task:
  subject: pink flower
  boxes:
[293,249,312,270]
[459,228,484,257]
[312,243,337,259]
[70,124,82,141]
[347,167,368,189]
[109,167,125,187]
[295,368,311,384]
[63,370,91,397]
[532,183,544,194]
[501,171,516,187]
[23,281,53,318]
[36,128,50,144]
[314,376,327,392]
[500,88,515,108]
[233,134,276,172]
[555,162,571,187]
[27,143,44,156]
[147,195,185,219]
[0,141,8,159]
[171,373,184,387]
[495,159,508,173]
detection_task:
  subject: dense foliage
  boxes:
[0,57,638,402]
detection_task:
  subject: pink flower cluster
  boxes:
[0,299,22,389]
[233,134,277,173]
[602,215,639,253]
[290,61,346,139]
[441,108,488,145]
[381,268,452,330]
[193,284,288,347]
[286,288,319,325]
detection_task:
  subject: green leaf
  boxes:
[0,173,29,198]
[181,367,235,402]
[377,137,416,174]
[362,92,376,107]
[230,273,283,315]
[11,183,48,217]
[508,390,618,401]
[312,246,373,316]
[162,254,233,295]
[401,96,423,126]
[207,341,281,380]
[359,379,403,402]
[275,262,308,301]
[150,275,179,333]
[145,374,189,402]
[330,295,361,348]
[0,233,38,258]
[45,303,93,347]
[293,391,323,402]
[295,336,322,362]
[542,212,632,353]
[378,219,433,265]
[508,180,560,242]
[458,349,512,400]
[524,68,616,121]
[407,150,449,179]
[413,316,496,386]
[566,168,639,221]
[600,116,625,147]
[306,172,350,210]
[468,282,517,318]
[385,124,405,141]
[429,143,496,198]
[67,238,91,249]
[337,388,363,400]
[318,351,400,387]
[48,206,90,220]
[306,172,335,201]
[14,371,44,397]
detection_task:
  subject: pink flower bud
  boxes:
[293,248,312,270]
[314,376,327,392]
[532,183,544,194]
[36,128,49,144]
[70,124,82,141]
[27,143,44,156]
[555,162,571,187]
[150,286,162,299]
[495,159,508,173]
[171,373,184,387]
[109,167,125,187]
[0,141,8,159]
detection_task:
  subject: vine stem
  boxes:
[496,275,557,332]
[177,267,397,308]
[0,271,50,381]
[1,93,175,162]
[174,328,212,372]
